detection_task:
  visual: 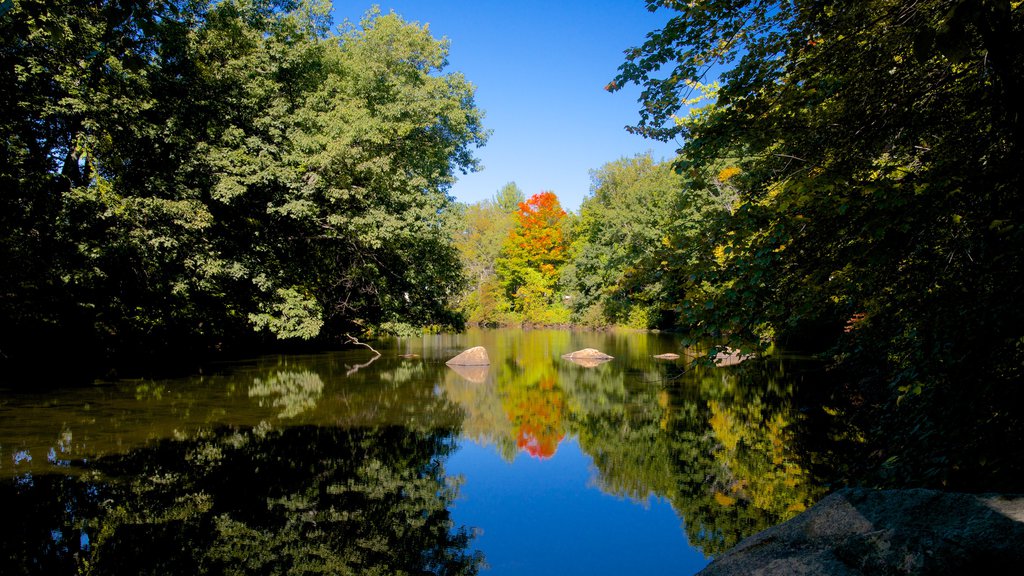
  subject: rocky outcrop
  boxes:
[698,488,1024,576]
[445,346,490,366]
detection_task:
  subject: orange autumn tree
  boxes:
[496,191,571,324]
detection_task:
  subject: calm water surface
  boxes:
[0,328,827,575]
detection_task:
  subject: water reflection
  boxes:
[249,370,324,418]
[0,328,828,573]
[429,329,824,556]
[0,425,482,575]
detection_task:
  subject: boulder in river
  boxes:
[561,348,613,360]
[561,348,613,368]
[697,487,1024,575]
[653,353,681,360]
[445,346,490,366]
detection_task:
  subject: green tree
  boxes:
[451,183,524,324]
[612,0,1024,486]
[563,153,702,328]
[0,1,486,376]
[493,181,526,213]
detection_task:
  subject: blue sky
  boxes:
[330,1,682,212]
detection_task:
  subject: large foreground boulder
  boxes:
[445,346,490,366]
[698,488,1024,575]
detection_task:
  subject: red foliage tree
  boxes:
[509,191,567,276]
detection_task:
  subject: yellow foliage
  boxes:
[713,244,728,265]
[708,401,740,452]
[714,492,737,507]
[717,166,741,182]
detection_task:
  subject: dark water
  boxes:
[0,328,828,575]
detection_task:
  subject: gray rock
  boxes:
[445,346,490,366]
[698,488,1024,576]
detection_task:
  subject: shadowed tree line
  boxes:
[0,0,485,381]
[603,0,1024,489]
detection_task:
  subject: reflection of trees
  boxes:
[495,331,570,459]
[658,361,822,556]
[249,370,324,418]
[559,353,822,557]
[0,350,465,479]
[508,375,565,458]
[0,425,483,575]
[564,363,677,502]
[431,329,822,557]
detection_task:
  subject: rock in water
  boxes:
[698,487,1024,575]
[653,353,681,360]
[446,346,490,366]
[561,348,613,367]
[560,348,613,360]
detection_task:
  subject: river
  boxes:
[0,328,830,575]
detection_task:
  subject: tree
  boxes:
[495,191,571,324]
[493,181,526,213]
[0,1,486,376]
[612,0,1024,486]
[562,153,700,328]
[451,183,524,324]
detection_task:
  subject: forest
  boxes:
[2,0,1022,489]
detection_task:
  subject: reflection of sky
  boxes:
[448,437,710,575]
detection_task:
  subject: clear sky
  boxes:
[329,1,682,212]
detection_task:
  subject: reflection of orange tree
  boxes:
[507,375,566,458]
[496,332,569,459]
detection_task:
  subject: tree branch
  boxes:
[344,333,381,358]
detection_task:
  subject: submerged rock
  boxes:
[445,346,490,366]
[653,353,681,360]
[698,487,1024,575]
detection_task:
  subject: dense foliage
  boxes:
[561,153,716,328]
[454,187,573,325]
[609,0,1023,487]
[0,0,485,376]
